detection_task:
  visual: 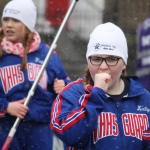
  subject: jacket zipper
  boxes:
[116,99,125,149]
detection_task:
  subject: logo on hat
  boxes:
[4,8,20,15]
[94,43,101,51]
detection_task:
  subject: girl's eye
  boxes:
[3,18,8,21]
[13,19,20,22]
[92,57,100,59]
[92,57,101,60]
[2,18,20,22]
[107,57,117,62]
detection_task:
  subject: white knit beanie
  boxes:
[2,0,37,32]
[86,22,128,64]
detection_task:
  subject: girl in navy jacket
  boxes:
[51,22,150,150]
[0,0,71,149]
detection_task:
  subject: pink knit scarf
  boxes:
[1,30,41,57]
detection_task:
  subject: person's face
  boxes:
[88,55,126,88]
[2,17,28,44]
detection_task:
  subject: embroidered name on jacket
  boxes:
[93,112,149,143]
[137,105,150,113]
[0,63,47,93]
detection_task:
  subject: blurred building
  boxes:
[0,0,10,26]
[32,0,150,78]
[0,0,150,79]
[103,0,150,75]
[33,0,104,80]
[33,0,104,40]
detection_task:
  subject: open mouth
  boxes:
[6,30,14,36]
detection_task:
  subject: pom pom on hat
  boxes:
[86,22,128,64]
[2,0,37,32]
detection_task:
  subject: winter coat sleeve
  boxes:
[0,96,8,118]
[50,51,71,84]
[142,127,150,150]
[50,78,106,148]
[47,51,71,93]
[24,89,55,122]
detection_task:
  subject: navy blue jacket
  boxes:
[0,42,71,122]
[51,76,150,150]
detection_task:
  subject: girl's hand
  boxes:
[6,99,28,119]
[94,73,111,92]
[54,78,65,94]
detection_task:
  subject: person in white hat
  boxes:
[50,22,150,150]
[0,0,71,149]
